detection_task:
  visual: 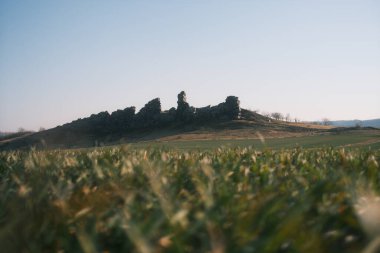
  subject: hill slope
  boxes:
[0,91,356,150]
[330,118,380,128]
[0,109,336,150]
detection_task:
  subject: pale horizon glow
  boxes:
[1,1,379,132]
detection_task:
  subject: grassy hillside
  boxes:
[130,129,380,150]
[0,131,33,142]
[0,108,344,151]
[1,146,379,252]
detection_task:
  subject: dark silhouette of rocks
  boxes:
[224,96,241,120]
[134,98,161,128]
[110,107,136,131]
[52,91,241,139]
[3,91,236,149]
[176,91,195,122]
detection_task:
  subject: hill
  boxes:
[0,131,34,142]
[330,118,380,128]
[0,131,16,138]
[0,91,368,151]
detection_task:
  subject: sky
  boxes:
[0,0,379,132]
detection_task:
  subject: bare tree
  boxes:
[271,112,283,121]
[285,113,291,122]
[322,118,331,126]
[355,121,362,128]
[261,111,271,118]
[18,127,26,133]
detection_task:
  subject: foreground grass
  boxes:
[0,146,380,253]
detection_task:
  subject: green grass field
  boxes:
[130,130,380,150]
[1,139,380,252]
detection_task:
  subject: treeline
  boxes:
[57,91,241,136]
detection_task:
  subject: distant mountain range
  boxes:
[329,119,380,128]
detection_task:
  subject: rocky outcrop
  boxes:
[134,98,161,128]
[56,91,241,137]
[176,91,195,122]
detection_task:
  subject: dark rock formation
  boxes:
[110,107,136,131]
[176,91,195,122]
[134,98,162,128]
[224,96,241,120]
[49,91,241,143]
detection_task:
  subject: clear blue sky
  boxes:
[1,0,379,131]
